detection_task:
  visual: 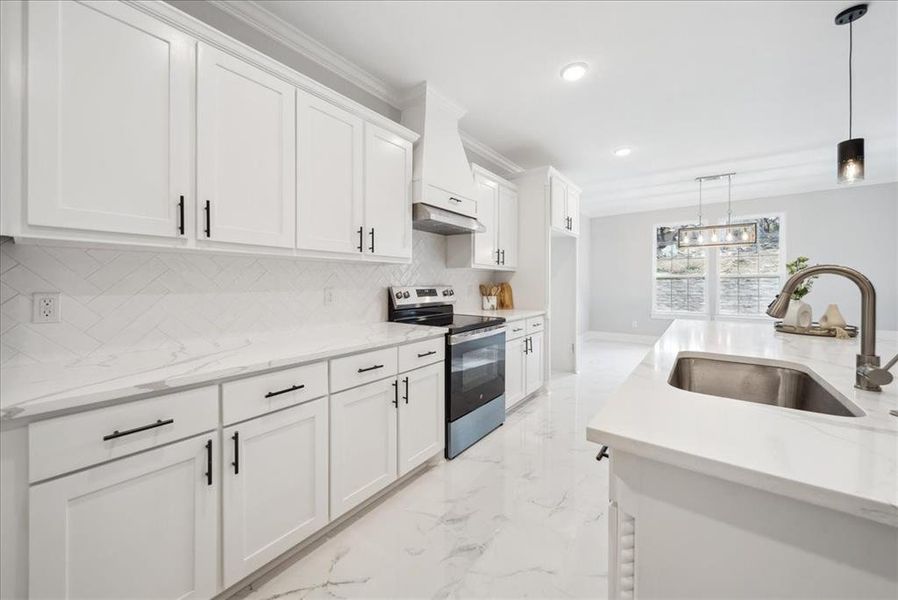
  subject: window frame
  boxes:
[650,213,787,321]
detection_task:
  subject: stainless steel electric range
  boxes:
[388,285,506,458]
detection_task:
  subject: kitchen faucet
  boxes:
[766,264,887,391]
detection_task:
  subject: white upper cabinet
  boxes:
[550,173,580,236]
[222,398,328,588]
[296,91,364,254]
[472,174,499,268]
[364,124,414,260]
[197,43,296,248]
[497,185,519,269]
[26,0,193,238]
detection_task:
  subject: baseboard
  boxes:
[581,330,659,345]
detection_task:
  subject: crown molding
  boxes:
[581,137,898,218]
[206,0,401,106]
[460,131,526,176]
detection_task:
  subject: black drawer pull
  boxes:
[512,327,523,332]
[358,364,384,373]
[177,195,185,235]
[205,439,213,485]
[204,200,211,238]
[357,226,363,252]
[402,376,409,404]
[392,380,398,407]
[103,418,174,441]
[596,445,610,462]
[449,197,463,203]
[369,227,375,253]
[231,431,240,475]
[264,384,305,398]
[417,350,437,358]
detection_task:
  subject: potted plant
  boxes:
[783,256,816,327]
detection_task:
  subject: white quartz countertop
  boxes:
[586,320,898,527]
[0,322,446,423]
[458,308,545,321]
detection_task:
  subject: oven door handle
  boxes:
[448,326,506,345]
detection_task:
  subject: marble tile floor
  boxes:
[238,338,653,600]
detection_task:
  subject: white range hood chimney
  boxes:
[401,83,483,235]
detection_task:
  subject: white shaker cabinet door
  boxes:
[497,185,519,269]
[29,435,218,600]
[26,0,192,238]
[197,43,296,248]
[505,336,527,410]
[222,398,329,588]
[472,174,499,268]
[525,332,545,395]
[364,124,413,260]
[330,378,398,519]
[296,91,364,254]
[550,175,568,232]
[398,363,445,476]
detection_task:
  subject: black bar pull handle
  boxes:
[417,350,437,358]
[178,195,185,235]
[265,384,305,398]
[449,197,462,203]
[392,380,398,407]
[103,418,174,441]
[596,445,610,462]
[357,226,363,252]
[402,376,409,404]
[369,227,375,253]
[205,439,213,485]
[231,431,240,474]
[204,200,211,238]
[358,364,384,373]
[501,249,506,265]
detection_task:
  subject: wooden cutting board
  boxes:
[497,282,514,309]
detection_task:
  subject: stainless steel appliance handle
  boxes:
[448,325,506,345]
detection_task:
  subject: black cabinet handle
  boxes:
[204,200,211,238]
[231,431,240,474]
[103,418,174,441]
[402,376,409,404]
[512,327,523,333]
[392,380,398,407]
[265,384,305,398]
[596,445,610,462]
[449,197,462,203]
[178,195,185,235]
[501,249,506,265]
[369,227,375,253]
[417,350,437,358]
[357,226,363,252]
[495,249,501,265]
[205,439,213,485]
[358,364,384,373]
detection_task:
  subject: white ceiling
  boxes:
[250,0,898,216]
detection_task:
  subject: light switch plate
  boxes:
[33,292,60,323]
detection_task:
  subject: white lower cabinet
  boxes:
[525,332,545,395]
[505,335,528,409]
[222,398,329,588]
[29,434,219,599]
[398,363,445,476]
[329,377,399,519]
[505,326,545,411]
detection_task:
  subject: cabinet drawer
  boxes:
[526,316,545,333]
[330,346,398,392]
[423,184,477,218]
[222,361,327,425]
[398,337,445,372]
[29,386,218,483]
[506,320,528,340]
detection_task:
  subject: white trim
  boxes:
[206,0,401,106]
[582,331,659,345]
[460,131,525,176]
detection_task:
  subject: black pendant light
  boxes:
[835,4,867,184]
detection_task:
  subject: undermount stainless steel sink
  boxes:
[669,354,864,417]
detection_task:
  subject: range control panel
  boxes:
[389,285,456,308]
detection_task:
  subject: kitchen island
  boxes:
[587,320,898,599]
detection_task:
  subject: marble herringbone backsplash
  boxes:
[0,233,499,366]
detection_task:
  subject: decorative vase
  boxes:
[783,299,812,328]
[819,304,847,329]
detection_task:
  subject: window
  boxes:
[652,215,784,319]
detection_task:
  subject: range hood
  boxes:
[401,84,484,235]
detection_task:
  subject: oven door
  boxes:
[447,326,506,422]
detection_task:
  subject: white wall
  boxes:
[588,183,898,337]
[578,214,591,334]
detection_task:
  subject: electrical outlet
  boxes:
[631,320,639,329]
[323,287,335,306]
[33,292,61,324]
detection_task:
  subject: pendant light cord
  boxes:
[849,21,853,139]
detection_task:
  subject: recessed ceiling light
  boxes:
[613,147,633,157]
[560,62,588,82]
